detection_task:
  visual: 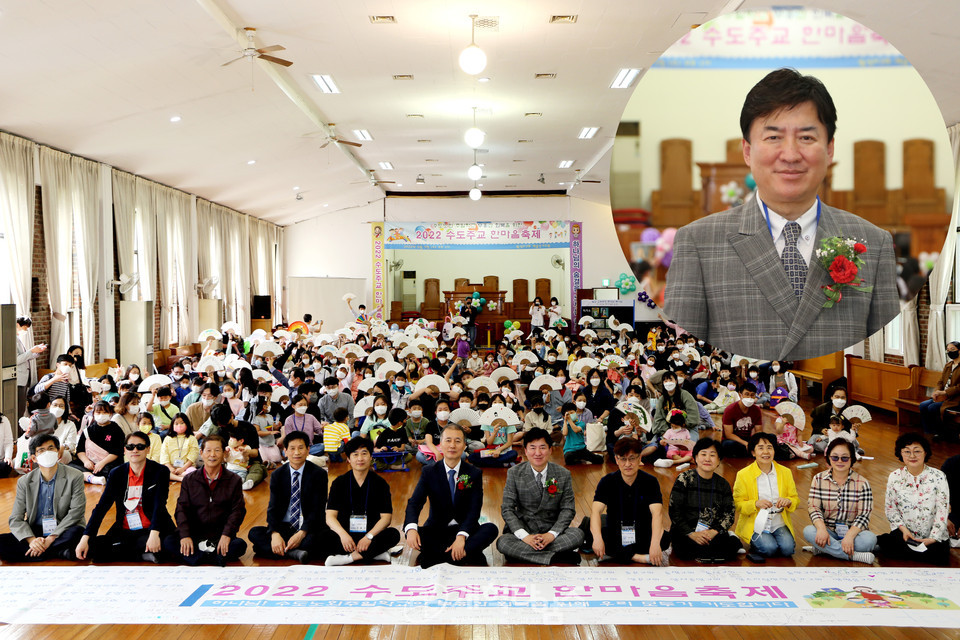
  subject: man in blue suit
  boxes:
[403,424,497,568]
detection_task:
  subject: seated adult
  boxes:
[209,404,265,490]
[496,428,583,566]
[876,433,950,565]
[185,382,220,435]
[318,376,355,430]
[322,437,400,566]
[668,438,742,563]
[941,453,960,545]
[404,425,498,568]
[0,434,86,562]
[921,342,960,442]
[767,361,798,404]
[68,401,125,485]
[802,439,876,564]
[810,387,852,434]
[248,431,328,564]
[720,382,761,458]
[162,435,247,565]
[75,431,174,563]
[642,371,699,463]
[584,438,670,566]
[733,432,799,562]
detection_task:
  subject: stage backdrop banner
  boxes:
[2,565,958,627]
[654,8,908,69]
[569,221,583,325]
[384,221,571,250]
[371,222,386,321]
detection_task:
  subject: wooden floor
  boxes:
[2,390,960,638]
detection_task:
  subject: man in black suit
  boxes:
[75,431,175,563]
[248,431,328,563]
[404,424,498,568]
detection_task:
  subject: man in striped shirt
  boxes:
[33,354,75,417]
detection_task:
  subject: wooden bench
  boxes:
[894,364,943,427]
[84,362,110,379]
[791,351,844,402]
[845,354,912,414]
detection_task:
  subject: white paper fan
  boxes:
[569,357,599,379]
[681,346,700,362]
[376,362,403,380]
[367,349,394,366]
[511,351,539,367]
[252,369,277,383]
[842,405,872,424]
[479,405,521,427]
[398,345,422,360]
[228,359,252,372]
[468,376,497,394]
[334,328,354,340]
[318,345,339,357]
[253,341,284,358]
[358,377,382,393]
[342,293,357,302]
[340,343,366,359]
[528,374,561,392]
[775,401,807,430]
[600,354,627,370]
[197,328,220,343]
[617,401,654,433]
[354,395,375,418]
[578,315,595,326]
[506,330,524,341]
[451,315,466,325]
[196,356,225,374]
[489,366,519,384]
[414,374,450,394]
[220,321,241,334]
[272,330,294,342]
[370,324,388,338]
[543,329,558,340]
[271,386,292,403]
[137,374,174,393]
[449,407,481,427]
[579,328,598,340]
[607,316,621,330]
[450,326,466,337]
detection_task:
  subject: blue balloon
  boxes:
[745,173,757,191]
[472,291,480,298]
[390,323,399,330]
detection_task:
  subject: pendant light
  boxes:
[459,15,487,75]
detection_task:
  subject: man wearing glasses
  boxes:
[74,430,175,563]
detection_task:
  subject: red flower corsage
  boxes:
[546,477,560,495]
[815,236,874,309]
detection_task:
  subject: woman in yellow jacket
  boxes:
[733,432,800,562]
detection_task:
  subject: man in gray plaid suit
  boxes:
[496,428,584,565]
[664,68,899,361]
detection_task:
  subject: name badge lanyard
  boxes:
[348,477,372,533]
[619,481,640,546]
[174,436,187,468]
[41,481,57,536]
[761,196,821,244]
[124,482,144,531]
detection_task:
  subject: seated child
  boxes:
[559,396,603,466]
[252,400,282,466]
[775,414,813,460]
[653,409,693,468]
[373,408,413,470]
[703,381,740,414]
[27,393,57,438]
[323,406,352,462]
[807,415,859,455]
[225,435,254,481]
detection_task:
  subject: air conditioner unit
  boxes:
[120,300,155,374]
[401,270,417,312]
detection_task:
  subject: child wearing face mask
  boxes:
[522,395,552,434]
[131,413,163,463]
[703,377,741,414]
[767,362,798,404]
[560,397,604,465]
[159,414,200,482]
[283,395,324,456]
[26,393,57,438]
[252,400,282,466]
[69,401,125,485]
[221,381,243,416]
[49,397,79,465]
[746,366,771,406]
[654,409,694,468]
[359,396,392,441]
[466,350,484,376]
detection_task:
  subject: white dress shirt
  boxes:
[756,466,785,532]
[757,193,819,268]
[403,459,469,538]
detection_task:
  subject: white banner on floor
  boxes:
[1,566,960,626]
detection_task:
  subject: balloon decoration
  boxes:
[614,272,637,294]
[472,291,480,298]
[390,323,399,330]
[512,321,521,330]
[637,291,658,309]
[744,172,757,191]
[504,320,513,328]
[654,227,677,268]
[479,298,486,305]
[640,227,660,243]
[487,301,497,311]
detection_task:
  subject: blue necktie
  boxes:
[781,221,807,299]
[290,470,301,527]
[448,468,456,503]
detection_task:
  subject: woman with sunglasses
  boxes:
[74,431,175,563]
[802,438,877,564]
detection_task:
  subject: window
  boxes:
[946,304,960,343]
[884,312,903,356]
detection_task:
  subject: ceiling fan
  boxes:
[351,170,395,185]
[221,27,293,68]
[572,170,602,185]
[319,136,362,149]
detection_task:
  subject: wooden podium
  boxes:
[444,289,508,347]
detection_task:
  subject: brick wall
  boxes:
[29,186,51,362]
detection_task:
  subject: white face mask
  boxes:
[547,356,556,363]
[663,381,676,392]
[832,398,846,409]
[327,387,339,397]
[94,413,111,425]
[727,384,737,391]
[772,365,781,373]
[128,374,139,381]
[184,364,193,372]
[590,378,600,387]
[438,358,446,364]
[741,397,756,407]
[294,405,308,415]
[436,410,450,421]
[201,397,214,408]
[749,372,758,379]
[336,370,347,379]
[36,450,59,468]
[365,373,373,378]
[375,404,387,416]
[501,388,511,395]
[281,400,291,409]
[410,410,422,419]
[159,399,170,407]
[50,406,65,419]
[575,400,586,410]
[223,390,234,399]
[459,401,471,409]
[59,364,72,374]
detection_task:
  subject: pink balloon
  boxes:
[427,322,436,329]
[660,227,677,244]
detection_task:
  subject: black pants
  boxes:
[580,516,671,563]
[564,448,603,465]
[640,444,666,463]
[672,530,743,562]
[87,528,169,563]
[68,458,120,478]
[876,532,950,566]
[249,522,323,560]
[0,461,12,478]
[417,523,498,568]
[0,525,84,563]
[720,440,749,459]
[161,533,247,565]
[319,527,400,560]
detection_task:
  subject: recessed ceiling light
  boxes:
[353,129,373,141]
[578,127,599,139]
[478,77,491,83]
[378,162,394,170]
[425,158,439,162]
[524,112,542,118]
[610,68,642,89]
[396,183,403,187]
[508,173,521,176]
[517,139,533,143]
[417,139,431,143]
[247,160,256,165]
[558,160,574,169]
[293,186,300,191]
[535,73,556,80]
[311,74,341,94]
[558,182,565,186]
[549,15,578,23]
[406,114,424,119]
[478,183,484,187]
[169,115,181,123]
[323,203,329,207]
[392,74,414,80]
[369,15,397,23]
[430,173,442,177]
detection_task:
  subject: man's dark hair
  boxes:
[202,382,221,397]
[343,435,373,457]
[613,437,644,457]
[303,314,313,323]
[29,433,60,456]
[740,68,837,142]
[56,353,75,365]
[283,430,310,449]
[323,376,339,387]
[210,403,233,427]
[16,316,32,328]
[522,427,551,448]
[125,431,151,446]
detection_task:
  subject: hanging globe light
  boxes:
[467,163,483,181]
[458,16,487,75]
[469,187,482,201]
[464,127,485,149]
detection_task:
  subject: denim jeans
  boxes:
[751,526,795,557]
[802,524,876,560]
[919,398,944,434]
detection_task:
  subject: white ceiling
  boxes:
[0,0,956,227]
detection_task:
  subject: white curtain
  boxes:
[0,133,36,317]
[112,170,138,301]
[155,185,174,347]
[135,177,158,303]
[925,123,960,372]
[237,214,251,336]
[39,147,74,365]
[172,191,194,344]
[72,157,101,360]
[216,204,238,328]
[275,226,284,323]
[902,297,921,366]
[197,199,223,302]
[867,328,885,363]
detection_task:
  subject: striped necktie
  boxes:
[290,470,301,527]
[781,221,807,299]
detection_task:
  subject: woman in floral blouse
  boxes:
[877,433,950,565]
